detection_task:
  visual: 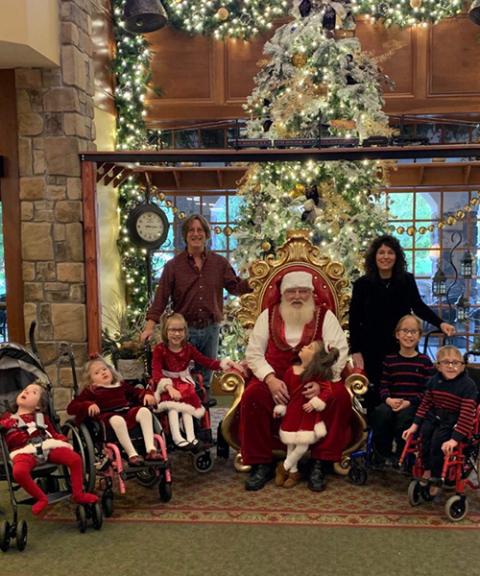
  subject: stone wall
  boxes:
[16,0,104,414]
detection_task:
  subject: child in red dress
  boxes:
[67,356,161,466]
[0,382,98,515]
[274,341,339,488]
[152,313,241,451]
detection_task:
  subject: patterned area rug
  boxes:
[43,454,480,530]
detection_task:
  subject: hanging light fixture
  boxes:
[469,0,480,25]
[124,0,168,34]
[432,267,447,297]
[460,250,474,279]
[455,294,469,323]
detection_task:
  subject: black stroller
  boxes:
[0,340,102,552]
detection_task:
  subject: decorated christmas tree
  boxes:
[221,0,394,357]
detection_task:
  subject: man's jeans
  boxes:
[188,323,221,389]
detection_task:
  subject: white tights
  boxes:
[284,443,309,473]
[167,410,196,445]
[109,407,155,458]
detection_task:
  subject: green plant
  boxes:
[101,306,146,361]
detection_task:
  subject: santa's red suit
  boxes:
[151,342,221,418]
[0,411,96,514]
[67,382,148,428]
[240,304,353,465]
[277,367,333,445]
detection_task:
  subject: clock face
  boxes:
[136,211,165,242]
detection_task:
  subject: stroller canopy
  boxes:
[0,343,50,414]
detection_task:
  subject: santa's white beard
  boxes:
[279,297,315,330]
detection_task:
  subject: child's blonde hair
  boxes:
[436,345,463,364]
[301,341,339,383]
[395,314,422,335]
[82,355,122,389]
[160,313,188,345]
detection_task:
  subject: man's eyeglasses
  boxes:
[398,328,420,335]
[438,360,464,368]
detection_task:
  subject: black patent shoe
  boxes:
[245,463,274,491]
[308,460,326,492]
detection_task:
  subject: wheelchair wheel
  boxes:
[445,495,469,522]
[407,480,423,506]
[15,520,28,552]
[158,475,173,502]
[76,505,88,533]
[136,468,159,488]
[63,421,96,493]
[192,450,214,473]
[101,491,114,518]
[91,502,103,530]
[348,464,368,486]
[0,520,10,552]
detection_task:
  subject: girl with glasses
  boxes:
[372,314,434,466]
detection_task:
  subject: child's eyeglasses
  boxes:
[167,328,185,333]
[438,360,464,367]
[398,328,420,335]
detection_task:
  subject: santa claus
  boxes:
[240,270,352,491]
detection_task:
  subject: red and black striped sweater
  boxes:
[414,371,478,442]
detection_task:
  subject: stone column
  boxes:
[16,0,103,415]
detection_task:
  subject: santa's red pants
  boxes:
[240,378,353,465]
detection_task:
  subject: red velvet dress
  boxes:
[279,367,332,445]
[67,382,148,429]
[151,343,221,418]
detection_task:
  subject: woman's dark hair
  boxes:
[301,342,340,383]
[364,234,407,281]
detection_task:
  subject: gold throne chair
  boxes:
[219,229,368,474]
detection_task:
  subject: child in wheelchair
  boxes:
[67,356,161,466]
[151,313,241,452]
[0,381,98,515]
[402,345,477,503]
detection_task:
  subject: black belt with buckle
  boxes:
[188,318,213,329]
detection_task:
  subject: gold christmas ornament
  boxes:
[214,226,222,234]
[447,216,455,226]
[216,7,229,21]
[292,53,308,68]
[179,211,186,219]
[407,226,416,237]
[455,210,465,220]
[166,200,173,208]
[261,241,272,251]
[224,226,233,237]
[438,222,445,229]
[173,207,178,214]
[428,225,434,232]
[396,226,405,234]
[158,192,166,201]
[471,197,479,206]
[418,226,427,235]
[410,0,422,9]
[289,183,306,198]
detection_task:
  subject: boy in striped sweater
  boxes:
[403,345,477,498]
[372,314,434,463]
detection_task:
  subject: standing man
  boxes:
[141,214,250,392]
[240,271,352,492]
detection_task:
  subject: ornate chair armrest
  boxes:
[343,364,369,398]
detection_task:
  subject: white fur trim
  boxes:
[220,358,231,370]
[279,422,327,445]
[280,271,314,294]
[154,378,173,401]
[273,404,287,417]
[309,397,327,412]
[10,439,73,460]
[155,401,205,419]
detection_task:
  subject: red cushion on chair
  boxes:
[259,264,337,316]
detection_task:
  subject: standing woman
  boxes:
[349,235,455,411]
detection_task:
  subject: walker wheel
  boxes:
[0,520,10,552]
[192,451,214,473]
[91,502,103,530]
[101,491,114,518]
[158,475,173,502]
[76,505,88,533]
[407,480,423,506]
[348,464,368,486]
[445,495,468,522]
[15,520,28,552]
